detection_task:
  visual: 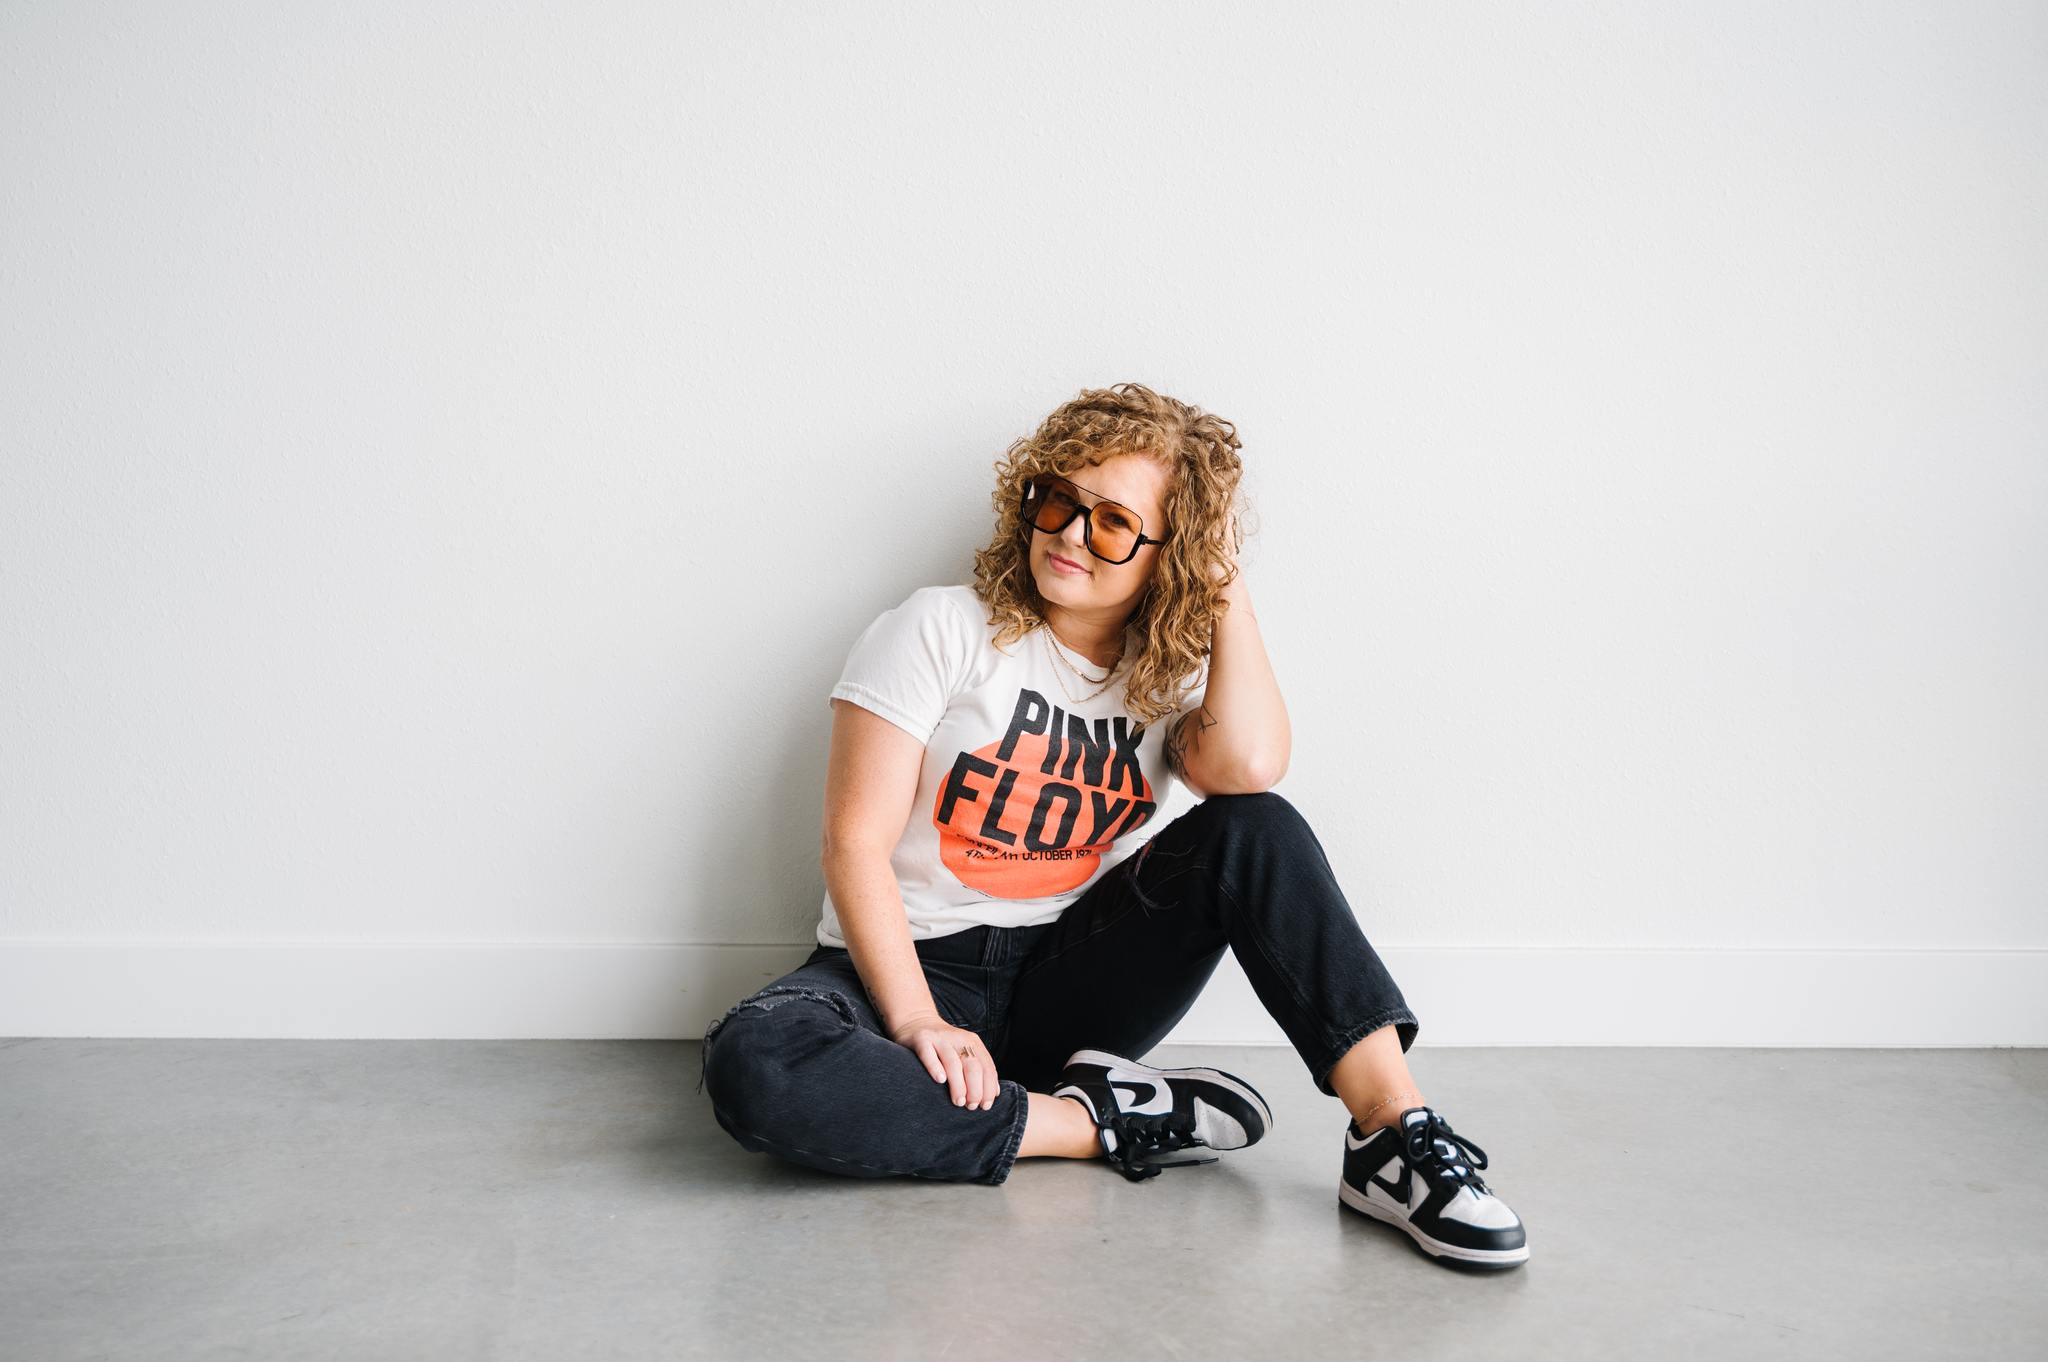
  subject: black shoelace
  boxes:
[1101,1111,1217,1182]
[1402,1110,1493,1193]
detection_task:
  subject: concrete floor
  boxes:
[1,1041,2042,1362]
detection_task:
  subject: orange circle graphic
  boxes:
[933,732,1154,900]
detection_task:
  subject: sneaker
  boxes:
[1339,1107,1529,1267]
[1052,1049,1274,1182]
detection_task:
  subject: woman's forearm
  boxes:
[823,845,943,1036]
[1167,576,1291,794]
[825,838,1005,1110]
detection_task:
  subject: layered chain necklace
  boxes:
[1042,622,1123,705]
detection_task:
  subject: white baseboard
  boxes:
[0,943,810,1042]
[1172,948,2048,1047]
[0,943,2041,1046]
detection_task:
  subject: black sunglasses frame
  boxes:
[1021,479,1168,566]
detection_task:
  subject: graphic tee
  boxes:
[820,586,1203,947]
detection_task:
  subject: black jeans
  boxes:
[700,792,1417,1185]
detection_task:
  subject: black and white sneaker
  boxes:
[1052,1050,1274,1182]
[1339,1107,1529,1267]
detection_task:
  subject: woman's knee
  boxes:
[701,987,862,1129]
[1196,790,1310,841]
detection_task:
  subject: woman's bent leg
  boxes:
[999,792,1418,1097]
[700,949,1030,1184]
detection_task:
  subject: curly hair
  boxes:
[970,383,1245,727]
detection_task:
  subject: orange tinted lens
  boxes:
[1030,484,1081,532]
[1089,501,1140,559]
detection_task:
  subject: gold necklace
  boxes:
[1042,624,1122,705]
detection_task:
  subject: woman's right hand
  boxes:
[889,1014,1001,1110]
[823,701,1002,1113]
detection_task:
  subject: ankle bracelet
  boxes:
[1358,1091,1420,1123]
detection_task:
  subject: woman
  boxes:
[702,385,1528,1268]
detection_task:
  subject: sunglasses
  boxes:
[1020,478,1167,566]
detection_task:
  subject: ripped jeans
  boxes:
[699,792,1418,1185]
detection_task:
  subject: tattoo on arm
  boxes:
[1164,706,1218,780]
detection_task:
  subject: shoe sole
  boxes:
[1066,1049,1275,1149]
[1338,1179,1530,1267]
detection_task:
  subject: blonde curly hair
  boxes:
[971,384,1245,727]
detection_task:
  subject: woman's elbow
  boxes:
[1245,752,1290,793]
[821,826,894,879]
[820,826,854,878]
[1197,750,1289,796]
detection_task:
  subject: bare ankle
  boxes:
[1018,1091,1103,1160]
[1327,1023,1427,1136]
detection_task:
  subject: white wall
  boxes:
[4,2,2044,1042]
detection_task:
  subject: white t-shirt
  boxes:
[820,585,1204,947]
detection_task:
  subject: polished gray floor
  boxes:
[1,1039,2042,1360]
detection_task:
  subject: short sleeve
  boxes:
[829,588,979,744]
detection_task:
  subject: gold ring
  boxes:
[957,1046,973,1059]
